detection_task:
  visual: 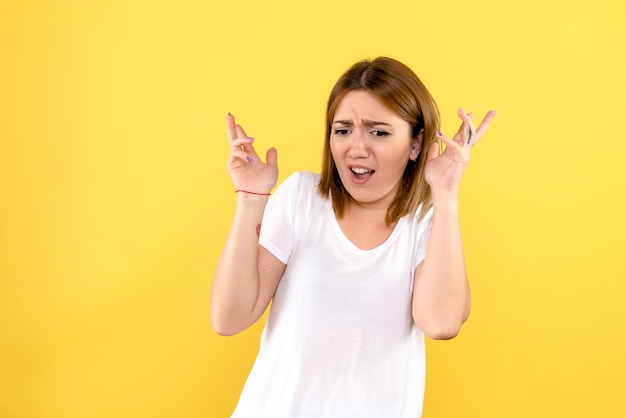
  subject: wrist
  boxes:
[235,191,271,205]
[430,189,459,212]
[234,191,270,223]
[235,189,271,196]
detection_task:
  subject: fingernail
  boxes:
[247,156,253,162]
[246,137,254,142]
[436,130,442,136]
[227,112,231,117]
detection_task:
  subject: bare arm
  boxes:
[412,109,496,340]
[210,114,286,336]
[412,195,470,340]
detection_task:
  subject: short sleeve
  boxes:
[413,205,434,271]
[258,172,302,265]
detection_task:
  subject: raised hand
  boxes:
[226,113,278,195]
[424,108,496,195]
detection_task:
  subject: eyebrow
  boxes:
[333,119,391,127]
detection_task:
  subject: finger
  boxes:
[466,110,496,147]
[436,129,458,150]
[226,115,257,164]
[448,110,469,144]
[457,108,475,146]
[474,110,497,139]
[227,113,238,142]
[231,136,259,163]
[467,112,474,144]
[236,124,248,139]
[266,147,278,168]
[231,136,255,150]
[228,148,253,165]
[235,123,256,155]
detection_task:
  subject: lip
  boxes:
[347,164,375,184]
[348,163,374,171]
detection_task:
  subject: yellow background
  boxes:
[1,0,625,417]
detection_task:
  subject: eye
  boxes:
[334,129,350,136]
[372,130,390,137]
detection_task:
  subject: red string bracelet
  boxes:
[236,189,271,196]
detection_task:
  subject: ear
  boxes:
[410,128,424,161]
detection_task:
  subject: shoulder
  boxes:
[275,171,320,197]
[281,171,319,186]
[404,204,434,232]
[269,171,325,223]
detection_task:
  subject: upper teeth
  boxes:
[351,167,371,174]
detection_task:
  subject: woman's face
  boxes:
[330,90,420,211]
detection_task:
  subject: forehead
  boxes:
[333,90,399,121]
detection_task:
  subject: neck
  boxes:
[343,201,393,226]
[336,203,397,250]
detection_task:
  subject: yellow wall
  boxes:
[1,0,625,417]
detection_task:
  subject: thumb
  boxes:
[266,147,278,167]
[426,141,439,161]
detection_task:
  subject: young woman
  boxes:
[211,57,496,417]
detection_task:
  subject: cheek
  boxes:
[329,138,343,160]
[383,148,412,175]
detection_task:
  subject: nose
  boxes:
[347,130,368,159]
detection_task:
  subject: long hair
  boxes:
[317,57,440,224]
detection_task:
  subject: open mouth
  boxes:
[350,167,374,181]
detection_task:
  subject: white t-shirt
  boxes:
[231,171,433,418]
